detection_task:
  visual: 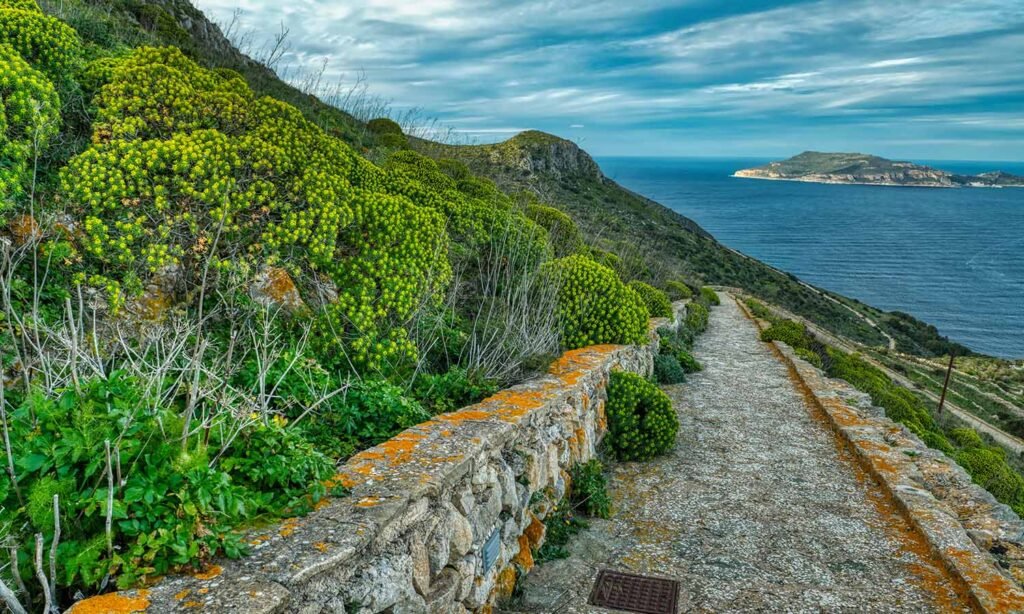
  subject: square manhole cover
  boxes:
[588,569,680,614]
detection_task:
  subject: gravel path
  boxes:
[508,295,969,613]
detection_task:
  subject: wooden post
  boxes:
[937,353,955,415]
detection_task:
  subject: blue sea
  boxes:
[598,156,1024,358]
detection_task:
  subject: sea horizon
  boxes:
[598,155,1024,359]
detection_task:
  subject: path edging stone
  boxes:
[738,297,1024,613]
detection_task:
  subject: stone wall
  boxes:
[739,299,1024,613]
[71,304,687,614]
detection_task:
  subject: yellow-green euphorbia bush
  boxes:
[61,46,452,368]
[91,47,252,141]
[0,42,60,207]
[526,203,585,257]
[0,0,80,79]
[544,254,649,349]
[383,149,549,269]
[315,188,450,370]
[627,280,673,319]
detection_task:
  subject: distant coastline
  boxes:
[734,151,1024,189]
[731,171,1021,189]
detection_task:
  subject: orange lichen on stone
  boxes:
[495,565,518,598]
[347,432,429,470]
[514,534,535,571]
[548,346,619,386]
[313,541,330,553]
[135,288,173,321]
[183,601,202,608]
[248,534,270,546]
[490,388,548,423]
[174,589,191,601]
[355,496,384,508]
[524,513,546,548]
[191,565,222,581]
[68,591,150,613]
[438,409,493,423]
[251,266,305,311]
[278,519,299,538]
[9,214,41,245]
[197,589,209,595]
[943,547,1024,612]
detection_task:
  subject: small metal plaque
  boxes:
[588,569,680,614]
[481,527,501,573]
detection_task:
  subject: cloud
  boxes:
[194,0,1024,159]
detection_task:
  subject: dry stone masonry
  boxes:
[69,307,687,613]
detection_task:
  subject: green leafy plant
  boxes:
[569,460,611,519]
[675,349,703,373]
[412,367,499,415]
[605,371,678,461]
[534,502,587,562]
[299,379,430,458]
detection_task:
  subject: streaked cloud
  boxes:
[194,0,1024,160]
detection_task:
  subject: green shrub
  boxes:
[949,427,985,449]
[684,301,709,334]
[655,325,696,368]
[62,47,451,369]
[664,280,692,300]
[795,347,823,369]
[0,1,81,79]
[570,459,611,519]
[760,320,810,350]
[653,354,686,385]
[587,247,621,271]
[699,286,720,306]
[955,446,1024,510]
[367,117,402,135]
[920,431,955,455]
[1,42,61,208]
[605,371,678,461]
[376,131,409,149]
[627,280,673,319]
[544,254,649,349]
[675,349,703,373]
[412,367,499,415]
[744,298,777,322]
[526,203,585,257]
[436,157,470,181]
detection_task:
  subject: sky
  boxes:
[193,0,1024,161]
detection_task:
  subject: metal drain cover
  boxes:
[588,569,680,614]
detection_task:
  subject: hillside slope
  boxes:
[428,133,968,356]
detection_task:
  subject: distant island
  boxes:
[734,151,1024,188]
